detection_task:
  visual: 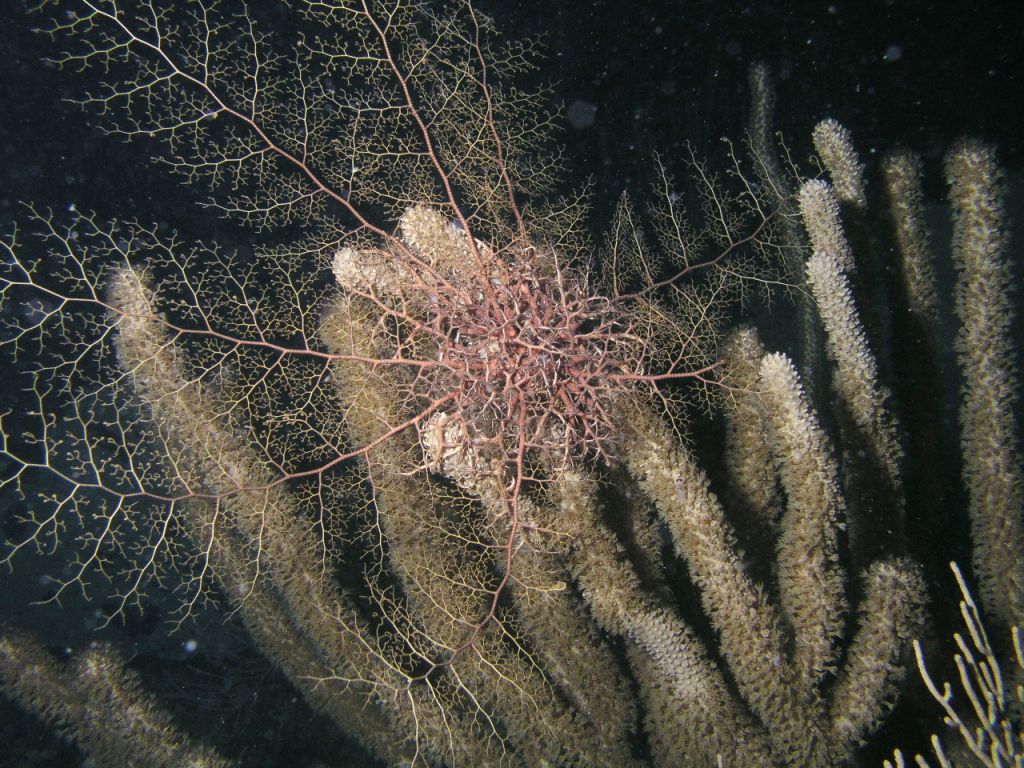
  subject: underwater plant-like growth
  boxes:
[2,2,1020,767]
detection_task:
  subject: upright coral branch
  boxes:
[0,627,235,768]
[947,142,1024,634]
[2,3,1018,768]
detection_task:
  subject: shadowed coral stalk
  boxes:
[0,2,1020,767]
[0,627,236,768]
[947,143,1024,636]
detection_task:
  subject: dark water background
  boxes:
[0,0,1021,766]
